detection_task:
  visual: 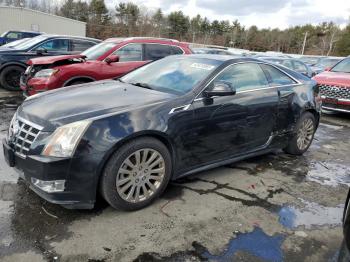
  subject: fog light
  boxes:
[31,178,65,193]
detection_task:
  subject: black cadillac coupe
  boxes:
[3,55,321,210]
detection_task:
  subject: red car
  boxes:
[313,57,350,113]
[21,37,192,96]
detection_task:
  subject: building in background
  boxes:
[0,6,86,37]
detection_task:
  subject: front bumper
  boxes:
[321,97,350,113]
[2,139,96,209]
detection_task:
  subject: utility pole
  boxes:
[301,31,308,55]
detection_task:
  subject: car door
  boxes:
[100,43,147,79]
[260,63,299,133]
[189,62,279,167]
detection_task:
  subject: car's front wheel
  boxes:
[283,112,316,155]
[100,137,172,210]
[0,65,24,91]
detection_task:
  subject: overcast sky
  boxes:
[106,0,350,29]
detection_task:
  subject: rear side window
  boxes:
[293,61,308,72]
[213,63,269,92]
[113,43,142,62]
[144,44,172,60]
[71,40,96,52]
[171,46,184,55]
[6,32,21,39]
[261,64,296,86]
[34,39,69,52]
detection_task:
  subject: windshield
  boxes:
[316,58,340,68]
[14,35,48,50]
[1,31,9,37]
[81,42,117,60]
[331,58,350,73]
[121,56,221,95]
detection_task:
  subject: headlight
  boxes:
[42,120,91,157]
[34,69,59,78]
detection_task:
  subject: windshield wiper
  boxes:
[130,82,153,90]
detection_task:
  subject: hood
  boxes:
[28,54,86,65]
[18,80,175,131]
[0,48,27,54]
[313,71,350,86]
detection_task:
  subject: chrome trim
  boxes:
[17,115,44,131]
[321,96,350,103]
[9,116,43,157]
[169,104,191,114]
[322,106,350,113]
[194,61,302,101]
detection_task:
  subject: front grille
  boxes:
[9,116,43,156]
[319,84,350,100]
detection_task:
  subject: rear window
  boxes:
[71,40,96,52]
[261,64,297,86]
[144,44,172,60]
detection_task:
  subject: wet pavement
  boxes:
[0,89,350,262]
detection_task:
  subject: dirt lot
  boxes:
[0,89,350,262]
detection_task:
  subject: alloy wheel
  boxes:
[296,118,314,151]
[116,148,165,203]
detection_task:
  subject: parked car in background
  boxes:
[338,188,350,261]
[192,48,237,56]
[310,57,343,75]
[313,57,350,113]
[0,30,42,46]
[0,38,31,50]
[260,57,314,77]
[3,55,320,210]
[0,34,101,91]
[299,55,323,66]
[21,37,192,96]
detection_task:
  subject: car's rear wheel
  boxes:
[100,137,172,210]
[283,112,316,155]
[0,65,24,91]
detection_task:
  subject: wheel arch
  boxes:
[0,61,27,74]
[63,76,96,86]
[95,131,176,193]
[303,108,320,128]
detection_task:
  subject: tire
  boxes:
[100,137,172,211]
[0,65,25,91]
[283,112,316,155]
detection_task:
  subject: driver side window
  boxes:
[113,44,142,62]
[208,63,268,92]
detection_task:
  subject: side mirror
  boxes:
[35,48,47,55]
[324,67,331,71]
[105,55,120,64]
[204,81,236,98]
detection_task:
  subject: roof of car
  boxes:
[7,30,42,34]
[184,54,259,63]
[39,34,101,42]
[104,37,182,44]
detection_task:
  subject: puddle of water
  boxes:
[278,199,344,229]
[307,162,350,187]
[201,227,285,262]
